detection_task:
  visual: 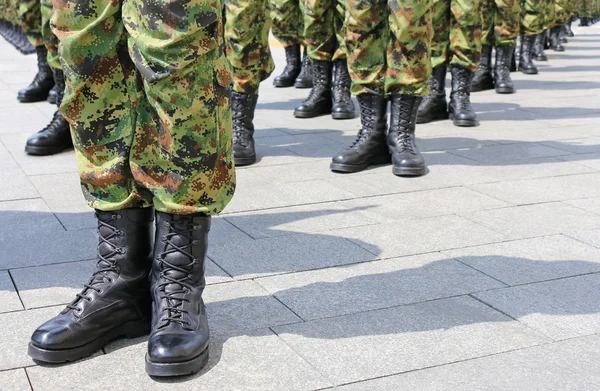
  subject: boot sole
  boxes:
[25,144,73,156]
[518,67,538,75]
[331,112,355,120]
[146,347,209,377]
[28,318,150,363]
[234,155,257,167]
[495,87,515,94]
[392,166,425,177]
[294,109,332,119]
[294,82,313,89]
[449,114,478,127]
[330,155,391,173]
[416,111,449,124]
[471,85,495,93]
[273,80,296,88]
[17,95,50,103]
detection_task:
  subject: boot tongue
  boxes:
[162,230,193,293]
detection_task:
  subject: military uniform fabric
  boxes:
[19,0,43,46]
[345,0,433,97]
[40,0,60,69]
[51,0,236,215]
[521,0,547,36]
[269,0,305,47]
[304,0,347,62]
[481,0,520,46]
[225,0,275,93]
[431,0,482,73]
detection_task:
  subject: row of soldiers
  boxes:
[0,0,599,378]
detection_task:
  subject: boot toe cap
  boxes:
[148,333,208,364]
[30,316,75,350]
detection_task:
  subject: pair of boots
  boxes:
[273,45,313,89]
[472,45,516,94]
[418,65,478,126]
[519,35,539,75]
[550,26,566,52]
[294,59,356,120]
[29,208,212,377]
[330,93,425,177]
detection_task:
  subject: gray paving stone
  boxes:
[463,202,600,240]
[0,198,62,232]
[566,228,600,249]
[0,305,64,370]
[542,137,600,155]
[52,206,96,231]
[559,151,600,170]
[336,335,600,391]
[208,217,253,248]
[334,215,506,260]
[474,274,600,340]
[0,368,31,391]
[0,169,39,202]
[564,197,600,215]
[28,172,86,210]
[443,235,600,285]
[449,142,571,164]
[0,271,22,313]
[273,296,548,385]
[256,252,505,320]
[28,329,332,391]
[209,231,376,279]
[0,106,51,134]
[224,202,377,239]
[339,187,507,223]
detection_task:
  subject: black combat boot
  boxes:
[273,44,301,88]
[28,208,154,363]
[559,25,568,43]
[417,65,449,123]
[580,17,591,27]
[519,35,539,75]
[330,93,389,173]
[448,66,478,127]
[494,45,516,94]
[388,94,425,177]
[232,91,258,166]
[331,59,355,120]
[146,212,212,377]
[550,26,565,51]
[294,47,313,88]
[294,60,332,118]
[471,45,495,92]
[510,47,517,72]
[25,69,73,155]
[564,20,575,37]
[47,86,57,104]
[533,33,548,61]
[17,45,54,103]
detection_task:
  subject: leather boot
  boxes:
[146,212,212,377]
[471,44,495,92]
[564,20,574,37]
[17,45,54,102]
[294,60,332,118]
[494,45,516,94]
[449,66,478,127]
[273,44,301,87]
[330,93,389,173]
[28,208,154,363]
[232,91,258,166]
[519,35,539,75]
[294,47,313,88]
[510,48,517,73]
[533,33,548,61]
[559,25,568,43]
[47,86,57,104]
[550,26,565,51]
[417,65,449,123]
[25,69,74,155]
[580,17,591,27]
[388,94,425,177]
[331,59,355,120]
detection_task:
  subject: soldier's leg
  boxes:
[550,0,566,50]
[490,0,518,92]
[472,0,495,92]
[521,0,545,74]
[271,0,303,87]
[225,0,274,166]
[17,0,54,102]
[331,0,355,119]
[24,0,72,155]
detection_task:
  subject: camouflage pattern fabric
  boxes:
[553,0,569,25]
[481,0,520,46]
[269,0,305,47]
[431,0,482,72]
[19,0,43,46]
[543,0,555,28]
[51,0,236,215]
[1,0,21,24]
[345,0,433,97]
[521,0,546,36]
[0,0,36,53]
[40,0,60,69]
[304,0,346,61]
[225,0,275,93]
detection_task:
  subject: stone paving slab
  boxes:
[273,296,549,385]
[0,368,32,391]
[0,271,22,313]
[335,334,600,391]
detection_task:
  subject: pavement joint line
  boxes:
[254,282,306,322]
[450,256,511,288]
[562,232,600,250]
[23,368,34,391]
[7,269,26,311]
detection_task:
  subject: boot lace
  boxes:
[39,111,66,135]
[333,64,351,103]
[391,101,417,154]
[232,96,249,147]
[65,213,123,313]
[156,222,198,330]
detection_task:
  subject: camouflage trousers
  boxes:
[19,0,42,46]
[481,0,520,46]
[304,0,346,61]
[225,0,275,93]
[431,0,482,72]
[521,0,546,36]
[51,0,236,214]
[345,0,433,97]
[543,0,555,28]
[1,0,21,24]
[40,0,60,69]
[269,0,305,47]
[553,0,570,25]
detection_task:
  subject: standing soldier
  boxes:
[417,0,482,127]
[23,0,71,155]
[471,0,520,94]
[293,0,355,120]
[549,0,568,50]
[226,0,274,166]
[28,0,236,378]
[520,0,549,75]
[270,0,313,88]
[330,0,433,176]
